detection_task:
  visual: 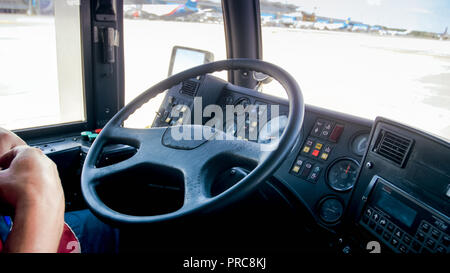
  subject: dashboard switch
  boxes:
[302,145,311,154]
[300,162,313,178]
[329,124,344,142]
[305,139,314,146]
[320,152,329,161]
[308,166,322,183]
[88,133,98,142]
[291,158,304,175]
[311,149,320,157]
[81,131,91,141]
[311,120,325,137]
[291,165,301,174]
[320,121,333,139]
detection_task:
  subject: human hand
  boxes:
[0,127,26,159]
[0,146,65,252]
[0,145,64,213]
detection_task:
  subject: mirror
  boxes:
[168,46,214,76]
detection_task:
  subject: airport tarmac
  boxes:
[0,16,449,140]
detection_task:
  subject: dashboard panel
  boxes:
[346,117,450,253]
[272,105,372,228]
[152,75,374,230]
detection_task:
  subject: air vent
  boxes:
[180,80,198,97]
[373,130,413,167]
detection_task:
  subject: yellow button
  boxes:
[302,146,310,153]
[292,165,300,173]
[320,153,329,160]
[315,143,323,150]
[165,117,172,123]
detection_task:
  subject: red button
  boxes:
[311,149,320,157]
[94,129,102,134]
[329,124,344,142]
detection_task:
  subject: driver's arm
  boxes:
[0,128,65,253]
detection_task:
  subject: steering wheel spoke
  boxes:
[86,150,143,184]
[180,168,209,209]
[102,126,166,147]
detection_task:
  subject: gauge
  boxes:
[224,118,238,136]
[258,115,288,144]
[319,197,344,223]
[234,97,250,108]
[224,117,247,138]
[326,158,360,192]
[351,133,369,156]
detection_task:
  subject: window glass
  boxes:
[260,0,450,140]
[123,0,226,128]
[0,0,85,130]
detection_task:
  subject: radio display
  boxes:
[376,191,417,227]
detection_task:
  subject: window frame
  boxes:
[14,0,121,141]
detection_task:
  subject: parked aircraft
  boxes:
[124,0,200,20]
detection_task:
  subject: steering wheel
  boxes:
[81,59,304,224]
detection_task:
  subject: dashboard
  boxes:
[151,75,374,229]
[25,74,449,254]
[346,118,450,254]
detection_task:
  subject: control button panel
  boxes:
[290,118,346,184]
[300,118,345,163]
[290,155,322,184]
[360,206,449,254]
[300,137,334,163]
[311,118,345,143]
[153,95,191,127]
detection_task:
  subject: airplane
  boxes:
[280,15,296,27]
[387,29,412,36]
[350,23,369,32]
[324,21,348,30]
[294,20,314,29]
[312,19,328,30]
[133,0,200,20]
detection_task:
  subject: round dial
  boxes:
[319,198,344,223]
[225,118,238,136]
[234,97,250,108]
[326,158,360,192]
[351,133,369,156]
[258,115,288,144]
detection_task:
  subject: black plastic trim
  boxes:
[222,0,262,88]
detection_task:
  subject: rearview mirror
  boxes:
[168,46,214,76]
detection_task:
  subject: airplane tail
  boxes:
[185,0,198,9]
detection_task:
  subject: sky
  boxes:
[269,0,450,33]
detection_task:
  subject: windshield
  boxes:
[123,0,226,128]
[259,0,450,140]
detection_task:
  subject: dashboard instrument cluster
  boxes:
[148,76,449,254]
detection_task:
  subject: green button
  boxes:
[81,131,92,140]
[88,133,99,142]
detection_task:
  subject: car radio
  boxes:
[359,176,449,254]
